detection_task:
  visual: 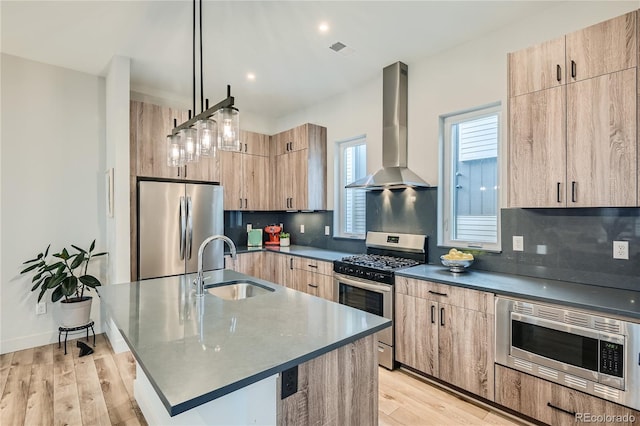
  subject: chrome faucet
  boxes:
[195,235,237,297]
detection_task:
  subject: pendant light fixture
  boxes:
[166,0,240,168]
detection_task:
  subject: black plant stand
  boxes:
[58,320,95,355]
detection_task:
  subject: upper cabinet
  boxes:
[566,11,637,82]
[272,123,327,211]
[508,11,638,208]
[131,100,220,182]
[219,130,270,211]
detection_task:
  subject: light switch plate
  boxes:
[613,241,629,260]
[246,224,252,232]
[36,302,46,315]
[325,226,330,236]
[513,236,524,252]
[300,225,305,233]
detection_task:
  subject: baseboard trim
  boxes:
[1,323,103,355]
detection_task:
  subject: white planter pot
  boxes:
[60,296,92,327]
[280,238,290,247]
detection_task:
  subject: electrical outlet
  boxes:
[281,366,298,399]
[246,223,252,232]
[325,226,330,236]
[36,302,46,315]
[613,241,629,260]
[300,224,305,233]
[513,236,524,252]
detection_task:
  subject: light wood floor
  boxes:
[1,334,524,426]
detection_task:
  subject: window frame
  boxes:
[334,134,367,240]
[438,102,502,252]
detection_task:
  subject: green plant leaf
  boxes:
[32,271,43,282]
[44,261,64,272]
[70,253,85,269]
[47,274,65,289]
[20,263,40,274]
[79,275,101,288]
[90,239,96,252]
[38,285,48,303]
[22,255,41,264]
[31,277,45,292]
[51,286,64,303]
[92,252,107,257]
[62,276,78,296]
[71,244,87,254]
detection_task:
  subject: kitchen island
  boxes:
[100,269,390,425]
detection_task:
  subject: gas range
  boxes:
[333,232,427,285]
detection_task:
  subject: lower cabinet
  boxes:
[395,277,494,400]
[225,252,265,279]
[495,365,639,426]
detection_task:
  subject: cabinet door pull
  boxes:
[244,198,248,208]
[440,307,445,326]
[430,305,435,324]
[556,64,561,82]
[556,182,561,203]
[571,181,577,203]
[239,198,243,209]
[570,60,576,79]
[307,264,318,269]
[308,284,318,288]
[289,258,293,270]
[428,290,448,297]
[177,167,181,177]
[547,402,576,417]
[245,143,248,152]
[184,165,187,178]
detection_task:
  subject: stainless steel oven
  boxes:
[334,272,394,368]
[496,297,640,410]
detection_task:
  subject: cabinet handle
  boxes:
[556,64,561,82]
[289,258,293,270]
[245,143,248,153]
[307,264,318,269]
[239,198,243,209]
[244,198,248,208]
[440,307,445,327]
[570,60,576,79]
[177,167,181,177]
[430,305,435,324]
[184,165,187,178]
[556,182,561,203]
[571,181,577,203]
[547,402,576,417]
[428,290,448,297]
[308,284,318,288]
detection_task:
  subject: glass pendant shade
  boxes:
[197,118,217,157]
[181,128,199,163]
[217,107,240,151]
[167,133,185,167]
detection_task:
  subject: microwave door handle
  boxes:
[179,196,186,260]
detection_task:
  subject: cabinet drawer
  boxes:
[291,257,332,275]
[299,270,334,301]
[395,276,493,314]
[496,365,639,426]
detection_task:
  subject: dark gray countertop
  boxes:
[397,264,640,320]
[100,269,390,416]
[234,244,353,262]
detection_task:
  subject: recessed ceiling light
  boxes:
[318,22,329,33]
[246,73,256,81]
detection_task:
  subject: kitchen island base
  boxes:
[133,334,378,425]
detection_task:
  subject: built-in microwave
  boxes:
[496,297,640,410]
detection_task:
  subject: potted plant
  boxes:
[279,232,290,247]
[21,240,106,327]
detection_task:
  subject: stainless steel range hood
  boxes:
[346,61,430,190]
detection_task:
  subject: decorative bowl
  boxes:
[440,255,474,273]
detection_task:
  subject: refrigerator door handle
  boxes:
[186,196,194,259]
[179,196,186,260]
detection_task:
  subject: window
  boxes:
[335,135,367,238]
[438,103,501,251]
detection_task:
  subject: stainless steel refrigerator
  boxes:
[138,180,224,280]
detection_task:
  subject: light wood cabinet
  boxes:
[219,130,270,211]
[272,123,327,211]
[508,11,638,208]
[262,251,293,287]
[566,11,636,83]
[395,277,494,400]
[508,36,566,97]
[225,252,265,279]
[131,100,220,182]
[496,365,640,426]
[567,68,637,207]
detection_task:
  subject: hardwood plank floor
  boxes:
[0,334,524,425]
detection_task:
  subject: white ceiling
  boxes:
[2,1,564,118]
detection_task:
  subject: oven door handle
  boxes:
[334,274,392,293]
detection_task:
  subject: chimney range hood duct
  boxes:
[346,61,430,190]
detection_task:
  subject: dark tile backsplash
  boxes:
[226,189,640,291]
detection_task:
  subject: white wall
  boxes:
[0,54,107,353]
[275,1,639,210]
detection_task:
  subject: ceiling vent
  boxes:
[329,42,347,52]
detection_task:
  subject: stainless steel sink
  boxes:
[204,280,274,300]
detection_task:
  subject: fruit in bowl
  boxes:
[440,248,474,272]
